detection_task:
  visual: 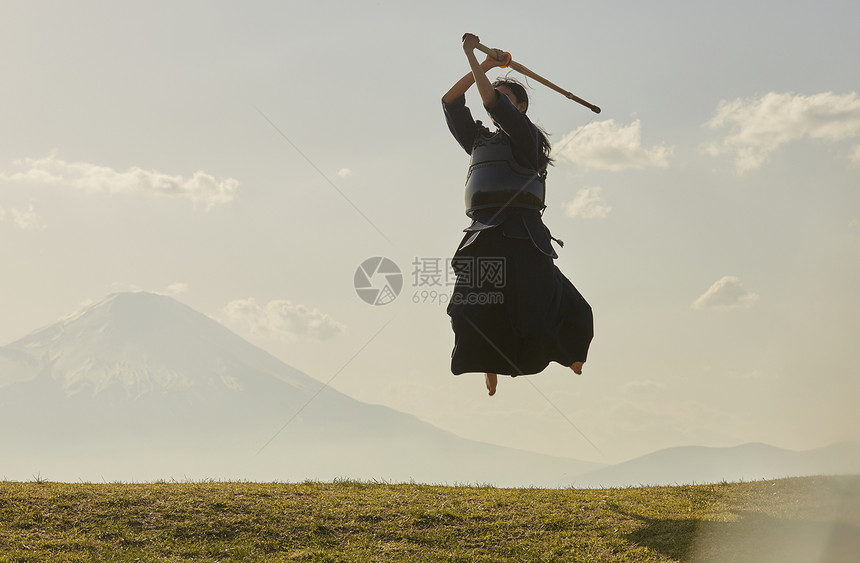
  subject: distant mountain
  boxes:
[572,442,860,488]
[0,292,603,485]
[5,292,856,487]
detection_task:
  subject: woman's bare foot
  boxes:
[570,362,584,375]
[485,372,498,396]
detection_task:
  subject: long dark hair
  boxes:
[492,77,554,170]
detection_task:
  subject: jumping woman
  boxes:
[442,33,594,396]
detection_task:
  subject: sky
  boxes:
[1,0,859,466]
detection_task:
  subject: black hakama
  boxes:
[447,209,593,376]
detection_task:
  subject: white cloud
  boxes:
[0,153,238,209]
[10,202,46,231]
[692,276,759,310]
[166,282,189,295]
[851,145,860,166]
[0,201,46,231]
[562,186,611,219]
[337,168,352,177]
[704,91,860,173]
[225,297,346,341]
[554,119,672,171]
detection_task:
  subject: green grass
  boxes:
[1,476,858,562]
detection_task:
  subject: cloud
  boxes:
[10,202,47,231]
[165,282,189,296]
[851,145,860,166]
[554,119,672,171]
[0,153,238,209]
[692,276,759,310]
[337,168,352,177]
[225,297,346,341]
[704,91,860,173]
[0,201,46,231]
[562,186,612,219]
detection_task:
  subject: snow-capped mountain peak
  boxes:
[1,291,311,397]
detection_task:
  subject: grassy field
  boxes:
[1,475,858,562]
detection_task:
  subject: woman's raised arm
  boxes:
[442,33,509,105]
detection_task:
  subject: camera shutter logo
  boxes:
[354,257,403,305]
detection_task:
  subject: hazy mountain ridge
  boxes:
[573,441,860,488]
[1,292,856,487]
[0,292,603,485]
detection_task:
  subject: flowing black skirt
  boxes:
[447,225,593,376]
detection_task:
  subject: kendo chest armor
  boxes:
[465,132,546,216]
